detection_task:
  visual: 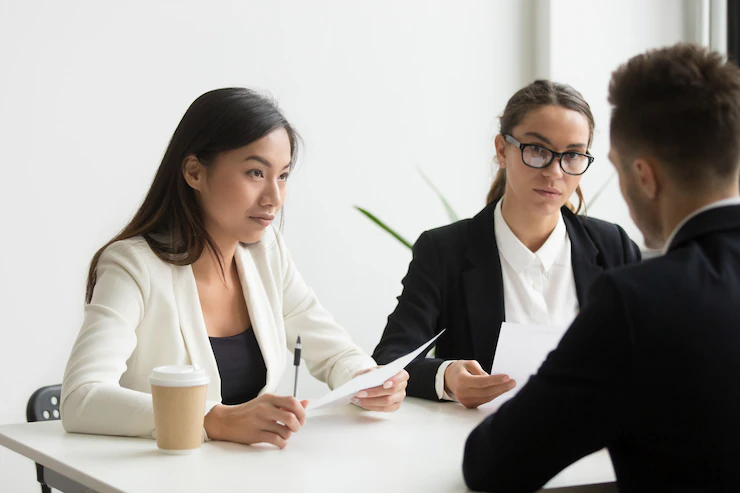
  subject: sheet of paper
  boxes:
[306,330,446,411]
[481,322,568,413]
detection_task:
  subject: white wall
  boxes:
[0,1,706,491]
[543,0,691,245]
[0,1,533,491]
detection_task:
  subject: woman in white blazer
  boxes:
[61,88,408,449]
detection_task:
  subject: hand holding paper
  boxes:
[307,330,446,411]
[350,367,409,412]
[480,322,568,413]
[443,360,516,409]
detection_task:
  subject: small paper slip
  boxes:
[482,322,568,412]
[306,330,446,411]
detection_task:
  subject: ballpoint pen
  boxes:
[293,335,301,398]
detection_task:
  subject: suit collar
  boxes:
[171,264,222,404]
[494,199,568,274]
[461,201,603,369]
[562,207,603,307]
[668,203,740,252]
[462,201,505,371]
[171,244,281,403]
[234,244,282,392]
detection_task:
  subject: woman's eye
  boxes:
[279,172,290,181]
[247,169,263,178]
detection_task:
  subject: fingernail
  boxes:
[502,376,510,382]
[383,381,393,389]
[351,398,360,404]
[356,391,368,398]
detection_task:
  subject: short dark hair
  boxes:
[609,43,740,183]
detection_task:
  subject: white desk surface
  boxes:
[0,397,615,493]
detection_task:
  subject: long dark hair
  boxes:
[487,80,594,213]
[86,88,300,303]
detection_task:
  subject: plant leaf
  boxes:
[415,167,459,223]
[354,206,413,249]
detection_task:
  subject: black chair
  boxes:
[26,385,62,493]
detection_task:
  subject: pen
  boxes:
[293,335,301,398]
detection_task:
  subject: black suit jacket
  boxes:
[372,200,641,400]
[463,205,740,493]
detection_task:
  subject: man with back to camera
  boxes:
[463,43,740,493]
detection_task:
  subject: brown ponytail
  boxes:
[486,80,594,215]
[486,168,507,205]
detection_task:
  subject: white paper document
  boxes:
[482,322,568,412]
[306,330,446,411]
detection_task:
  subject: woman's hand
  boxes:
[350,367,409,412]
[204,394,309,449]
[444,360,516,409]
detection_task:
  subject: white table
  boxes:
[0,397,616,493]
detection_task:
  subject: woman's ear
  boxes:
[182,155,204,191]
[494,134,508,169]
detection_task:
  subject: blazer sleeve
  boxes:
[462,275,633,492]
[278,234,376,390]
[61,241,159,439]
[372,231,446,401]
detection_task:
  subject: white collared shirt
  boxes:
[661,197,740,254]
[435,200,580,400]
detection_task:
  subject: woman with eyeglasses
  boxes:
[372,80,641,409]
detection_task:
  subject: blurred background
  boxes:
[0,1,731,490]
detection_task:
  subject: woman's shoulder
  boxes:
[99,236,171,274]
[418,203,495,253]
[421,218,473,245]
[574,214,629,241]
[102,236,155,258]
[571,213,641,264]
[411,217,477,267]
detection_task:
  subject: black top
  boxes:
[209,328,267,406]
[372,200,642,401]
[462,205,740,493]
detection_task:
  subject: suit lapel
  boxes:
[668,205,740,252]
[235,244,282,393]
[462,202,505,372]
[562,209,603,308]
[171,264,222,403]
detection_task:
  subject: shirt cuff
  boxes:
[435,360,458,401]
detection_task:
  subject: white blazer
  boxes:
[61,227,375,439]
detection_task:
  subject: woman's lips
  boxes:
[534,188,561,199]
[249,215,274,227]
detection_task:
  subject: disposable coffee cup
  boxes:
[149,365,209,455]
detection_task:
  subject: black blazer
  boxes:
[372,200,641,400]
[463,205,740,493]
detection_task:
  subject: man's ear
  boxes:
[182,155,204,192]
[494,134,508,169]
[633,157,660,200]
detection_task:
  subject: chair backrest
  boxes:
[27,385,62,423]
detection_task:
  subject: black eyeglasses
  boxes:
[503,134,594,176]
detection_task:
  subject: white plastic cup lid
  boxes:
[149,365,209,387]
